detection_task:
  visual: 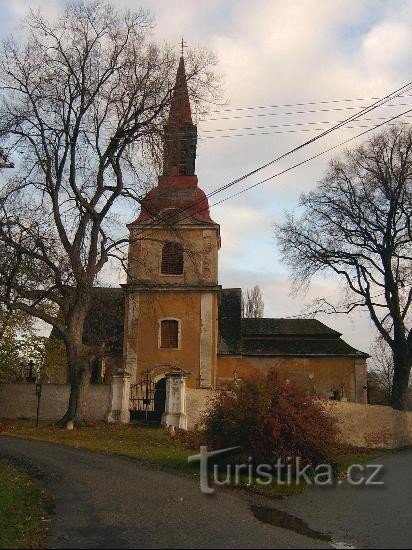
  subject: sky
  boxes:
[1,0,412,353]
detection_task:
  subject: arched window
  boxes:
[160,319,179,349]
[161,242,183,275]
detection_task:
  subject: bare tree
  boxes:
[368,336,394,405]
[275,125,412,410]
[0,0,219,425]
[242,285,264,318]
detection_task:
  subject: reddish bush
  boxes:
[203,371,338,468]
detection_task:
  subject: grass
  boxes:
[0,420,394,499]
[1,420,193,472]
[0,461,46,549]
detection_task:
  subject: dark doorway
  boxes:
[129,374,166,424]
[153,377,167,420]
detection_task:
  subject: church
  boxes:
[82,54,368,416]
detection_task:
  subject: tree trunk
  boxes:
[56,303,89,427]
[390,352,411,410]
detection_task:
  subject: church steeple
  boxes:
[132,49,217,225]
[163,55,197,177]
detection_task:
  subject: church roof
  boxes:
[242,318,341,337]
[132,175,215,225]
[217,290,368,358]
[82,288,124,350]
[167,56,193,126]
[241,336,368,357]
[218,288,242,354]
[50,287,124,351]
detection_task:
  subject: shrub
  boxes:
[203,371,339,468]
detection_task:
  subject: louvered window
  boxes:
[160,320,179,349]
[161,242,183,274]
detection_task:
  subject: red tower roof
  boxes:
[131,54,216,226]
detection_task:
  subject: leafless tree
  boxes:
[242,285,264,318]
[0,0,220,425]
[368,336,394,404]
[275,125,412,410]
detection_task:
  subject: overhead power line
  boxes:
[126,80,412,244]
[209,106,412,208]
[206,93,412,115]
[198,120,412,141]
[204,81,412,201]
[200,114,412,135]
[200,100,412,123]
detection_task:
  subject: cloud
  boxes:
[2,0,408,352]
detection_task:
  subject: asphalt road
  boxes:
[0,437,411,549]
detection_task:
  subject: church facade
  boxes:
[115,55,368,405]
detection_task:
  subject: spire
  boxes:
[163,53,197,177]
[167,56,193,125]
[131,46,217,226]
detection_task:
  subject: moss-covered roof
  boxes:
[242,318,341,337]
[219,303,368,359]
[82,288,124,350]
[218,288,242,354]
[51,287,125,351]
[241,336,368,357]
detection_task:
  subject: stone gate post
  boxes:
[106,370,131,424]
[161,370,187,430]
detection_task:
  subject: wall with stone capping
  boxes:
[330,400,412,449]
[184,388,412,449]
[186,387,214,429]
[0,383,110,422]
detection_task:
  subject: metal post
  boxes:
[35,383,42,427]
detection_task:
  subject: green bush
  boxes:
[204,371,339,468]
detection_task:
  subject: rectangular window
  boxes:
[161,242,183,275]
[160,320,179,348]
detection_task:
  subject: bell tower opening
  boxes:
[161,242,184,275]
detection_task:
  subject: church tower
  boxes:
[123,55,221,389]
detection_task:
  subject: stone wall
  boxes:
[0,383,110,422]
[184,388,412,449]
[186,387,214,429]
[331,400,412,449]
[217,355,368,403]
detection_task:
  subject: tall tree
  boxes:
[242,285,264,318]
[0,0,219,425]
[368,336,395,405]
[275,126,412,410]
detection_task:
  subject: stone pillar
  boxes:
[106,371,131,424]
[199,293,213,388]
[355,359,368,404]
[161,371,187,430]
[124,292,139,383]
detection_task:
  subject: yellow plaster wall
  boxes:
[132,291,218,388]
[128,225,220,287]
[217,355,362,401]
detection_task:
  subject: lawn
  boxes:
[1,421,193,471]
[0,420,392,500]
[0,461,46,549]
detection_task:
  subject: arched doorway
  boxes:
[129,373,167,424]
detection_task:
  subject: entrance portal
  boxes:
[129,372,166,423]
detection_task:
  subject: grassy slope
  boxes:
[0,462,45,549]
[0,420,392,499]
